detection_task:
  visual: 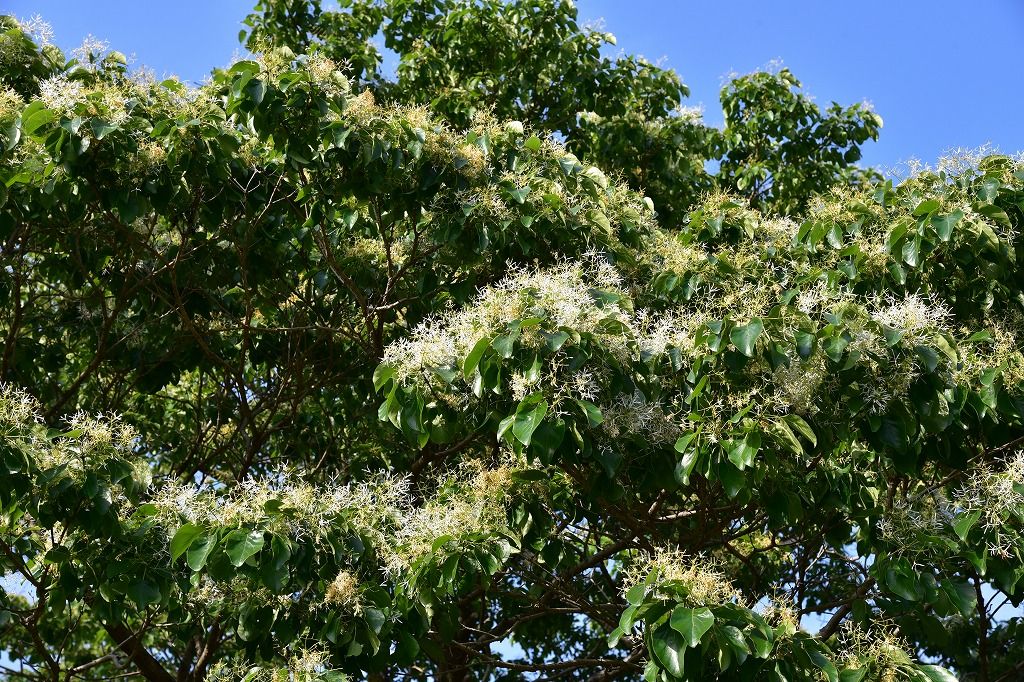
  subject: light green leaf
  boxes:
[575,400,603,427]
[783,414,817,447]
[931,210,963,241]
[372,364,396,391]
[953,510,981,541]
[462,336,492,379]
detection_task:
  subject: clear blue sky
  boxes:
[8,0,1024,172]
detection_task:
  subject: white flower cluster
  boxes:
[880,451,1024,559]
[71,35,109,67]
[16,15,54,46]
[621,547,742,608]
[382,256,627,387]
[0,84,23,120]
[877,493,950,549]
[836,621,917,682]
[632,309,699,358]
[870,293,950,345]
[37,74,85,116]
[937,144,996,178]
[388,464,514,575]
[150,463,518,579]
[601,391,683,444]
[323,570,362,614]
[674,104,704,123]
[0,384,40,428]
[952,451,1024,558]
[150,470,410,546]
[206,646,338,682]
[302,52,350,98]
[770,355,827,415]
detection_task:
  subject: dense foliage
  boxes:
[0,3,1022,681]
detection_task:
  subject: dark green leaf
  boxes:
[651,625,685,677]
[669,606,714,648]
[730,318,764,357]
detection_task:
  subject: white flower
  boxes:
[37,75,84,115]
[870,293,949,344]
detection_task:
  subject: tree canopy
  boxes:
[0,3,1022,681]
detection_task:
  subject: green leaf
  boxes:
[885,565,922,601]
[90,119,118,140]
[717,624,750,662]
[651,625,685,677]
[246,78,267,104]
[953,510,981,541]
[372,364,396,391]
[902,237,920,267]
[806,646,838,682]
[795,330,816,359]
[187,533,217,572]
[170,523,205,561]
[364,607,386,634]
[727,431,761,470]
[915,666,957,682]
[748,626,774,658]
[730,318,764,357]
[22,103,54,135]
[512,397,548,447]
[510,469,546,481]
[224,530,265,567]
[125,578,161,610]
[575,400,603,427]
[669,606,714,648]
[541,330,570,351]
[783,414,816,447]
[674,433,701,485]
[931,210,963,241]
[524,135,542,152]
[463,336,491,379]
[773,418,804,455]
[491,328,520,358]
[939,580,976,618]
[530,418,565,461]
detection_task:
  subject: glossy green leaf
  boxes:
[170,523,205,561]
[730,318,764,357]
[224,530,265,567]
[512,397,548,447]
[669,606,714,648]
[651,625,685,678]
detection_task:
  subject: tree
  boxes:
[1,5,1022,681]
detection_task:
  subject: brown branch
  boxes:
[101,621,174,682]
[816,577,876,640]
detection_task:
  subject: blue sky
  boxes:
[8,0,1024,171]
